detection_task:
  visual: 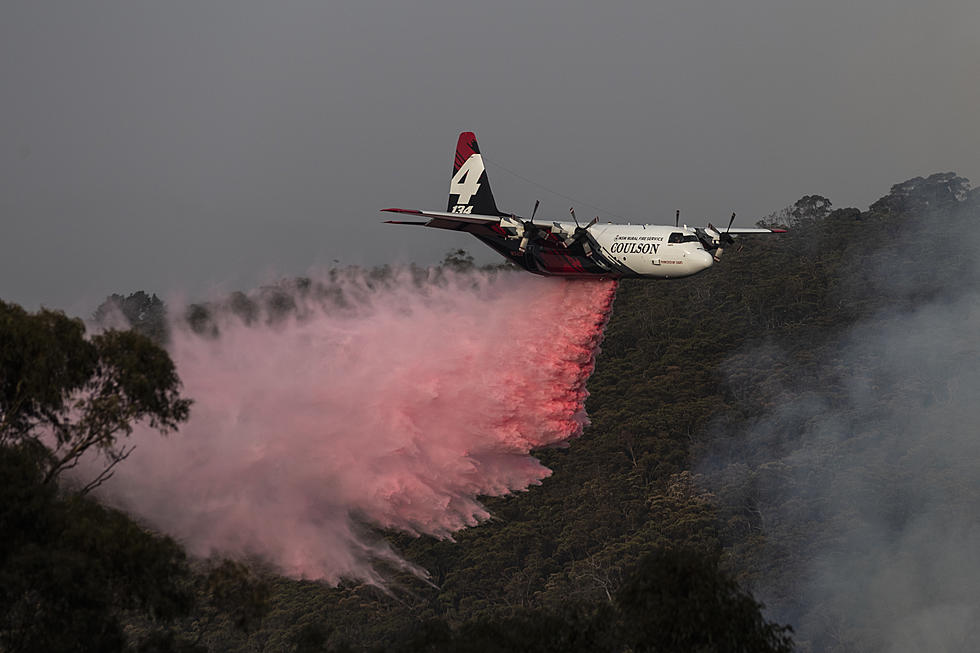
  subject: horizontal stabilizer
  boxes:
[382,207,502,226]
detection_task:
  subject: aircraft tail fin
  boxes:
[447,132,500,216]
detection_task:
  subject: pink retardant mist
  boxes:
[85,268,617,584]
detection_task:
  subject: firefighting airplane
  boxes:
[383,132,785,279]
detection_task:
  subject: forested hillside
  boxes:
[230,172,974,652]
[3,172,976,652]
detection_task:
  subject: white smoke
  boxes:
[705,184,980,651]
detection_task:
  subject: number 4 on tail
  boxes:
[450,154,484,205]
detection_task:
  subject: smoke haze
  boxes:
[84,269,616,583]
[5,2,979,310]
[705,185,980,650]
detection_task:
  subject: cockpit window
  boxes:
[682,235,699,243]
[668,232,684,243]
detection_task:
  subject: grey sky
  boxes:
[2,1,978,310]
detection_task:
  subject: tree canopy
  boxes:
[0,300,191,490]
[0,301,273,652]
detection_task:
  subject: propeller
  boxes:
[559,207,598,256]
[517,200,543,254]
[694,212,739,261]
[708,212,737,261]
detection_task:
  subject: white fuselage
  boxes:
[550,222,715,278]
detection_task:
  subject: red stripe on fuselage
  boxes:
[538,249,587,274]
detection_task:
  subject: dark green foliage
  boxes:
[0,302,96,438]
[0,300,191,489]
[195,560,271,635]
[134,631,207,653]
[339,549,787,652]
[449,605,616,653]
[290,621,340,653]
[0,445,195,653]
[868,172,969,216]
[616,547,793,653]
[228,291,260,325]
[441,249,476,271]
[185,303,218,338]
[94,291,170,344]
[0,300,262,652]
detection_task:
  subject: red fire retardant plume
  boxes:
[87,269,617,584]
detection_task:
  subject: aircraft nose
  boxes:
[693,250,714,271]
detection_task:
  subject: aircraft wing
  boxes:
[382,208,503,231]
[726,227,787,234]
